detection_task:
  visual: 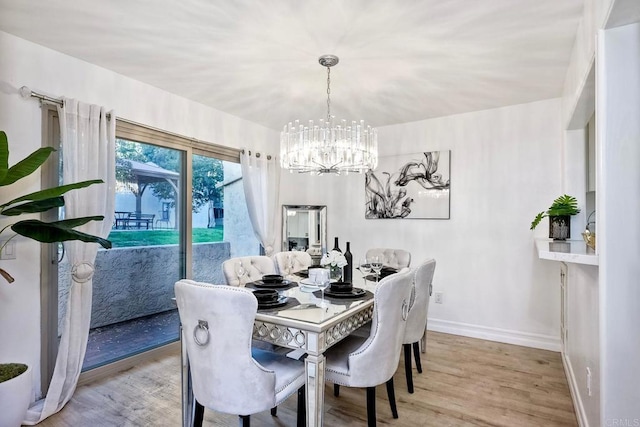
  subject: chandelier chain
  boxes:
[326,66,331,122]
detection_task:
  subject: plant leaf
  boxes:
[1,197,65,216]
[530,212,546,230]
[51,216,105,228]
[0,131,8,183]
[0,146,55,187]
[0,179,103,209]
[11,219,112,249]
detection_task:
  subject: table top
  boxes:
[253,280,375,333]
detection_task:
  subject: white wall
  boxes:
[597,22,640,424]
[0,30,278,396]
[281,98,564,349]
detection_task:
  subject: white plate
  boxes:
[298,279,327,292]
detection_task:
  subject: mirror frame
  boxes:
[282,205,327,257]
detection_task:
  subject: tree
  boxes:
[115,139,223,215]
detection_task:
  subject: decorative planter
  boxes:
[549,215,571,240]
[0,364,32,427]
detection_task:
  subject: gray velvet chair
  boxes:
[365,248,411,269]
[324,268,414,426]
[174,279,306,427]
[222,256,276,286]
[403,259,436,393]
[273,251,312,276]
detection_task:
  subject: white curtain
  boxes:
[25,99,115,424]
[240,150,280,256]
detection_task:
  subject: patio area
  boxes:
[84,309,179,370]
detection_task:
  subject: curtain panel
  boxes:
[25,99,115,424]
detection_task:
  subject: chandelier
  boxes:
[280,55,378,174]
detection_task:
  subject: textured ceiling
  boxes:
[0,0,584,130]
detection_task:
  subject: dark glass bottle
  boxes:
[344,241,353,283]
[333,237,341,252]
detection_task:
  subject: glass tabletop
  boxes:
[254,283,374,327]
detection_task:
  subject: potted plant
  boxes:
[530,194,581,240]
[0,130,111,427]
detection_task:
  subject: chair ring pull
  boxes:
[402,299,409,321]
[193,320,210,346]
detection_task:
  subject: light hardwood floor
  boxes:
[37,332,577,426]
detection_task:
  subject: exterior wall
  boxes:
[223,162,260,257]
[59,242,230,331]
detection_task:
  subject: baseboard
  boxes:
[562,352,588,427]
[427,318,561,351]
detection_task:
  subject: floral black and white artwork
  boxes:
[365,150,451,219]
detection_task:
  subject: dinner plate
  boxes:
[251,279,294,289]
[257,296,289,309]
[323,288,367,299]
[298,279,324,292]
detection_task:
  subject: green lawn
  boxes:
[107,226,224,247]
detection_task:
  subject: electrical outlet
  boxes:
[0,240,16,260]
[434,292,443,304]
[586,367,592,396]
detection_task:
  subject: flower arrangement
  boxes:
[321,250,348,268]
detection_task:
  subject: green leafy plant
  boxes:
[0,363,27,383]
[0,130,112,284]
[530,194,580,230]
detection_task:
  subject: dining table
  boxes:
[181,276,377,427]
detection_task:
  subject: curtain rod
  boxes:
[19,86,112,120]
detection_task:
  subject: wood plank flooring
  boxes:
[37,332,577,426]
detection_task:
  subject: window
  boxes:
[41,111,259,387]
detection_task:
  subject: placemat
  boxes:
[312,289,373,301]
[257,297,301,312]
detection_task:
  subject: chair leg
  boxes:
[404,343,414,393]
[194,400,205,427]
[413,341,423,373]
[270,407,277,416]
[297,385,306,427]
[238,415,250,427]
[366,386,376,427]
[334,383,340,397]
[386,378,399,419]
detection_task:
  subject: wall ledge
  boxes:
[535,238,599,266]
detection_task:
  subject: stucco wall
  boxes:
[59,242,230,330]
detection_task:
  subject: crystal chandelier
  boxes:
[280,55,378,174]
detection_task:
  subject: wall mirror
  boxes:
[282,205,327,262]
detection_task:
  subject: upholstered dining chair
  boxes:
[403,259,436,393]
[273,251,312,276]
[174,279,306,427]
[365,248,411,270]
[222,256,276,286]
[325,268,414,427]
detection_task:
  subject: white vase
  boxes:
[0,364,32,427]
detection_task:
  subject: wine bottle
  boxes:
[344,242,353,283]
[333,237,342,252]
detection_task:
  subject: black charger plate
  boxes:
[257,296,289,309]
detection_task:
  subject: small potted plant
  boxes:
[530,194,580,240]
[0,130,111,426]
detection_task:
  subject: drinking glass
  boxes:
[359,258,372,287]
[313,269,330,308]
[370,256,383,284]
[235,261,247,286]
